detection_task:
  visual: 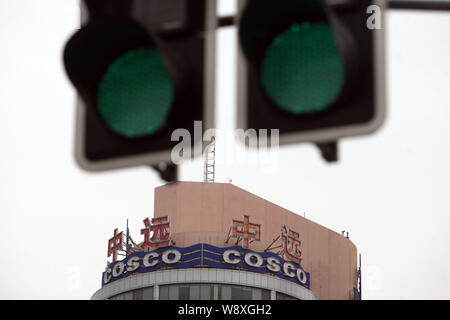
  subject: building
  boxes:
[91,182,361,300]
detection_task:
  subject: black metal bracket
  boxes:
[316,141,339,163]
[218,15,236,28]
[151,162,178,183]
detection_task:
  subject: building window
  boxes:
[276,292,296,300]
[108,284,297,300]
[179,286,190,300]
[109,287,153,300]
[159,284,214,300]
[219,285,270,300]
[159,284,270,300]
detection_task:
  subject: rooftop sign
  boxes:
[104,214,310,289]
[102,243,310,289]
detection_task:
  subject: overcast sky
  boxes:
[1,0,450,299]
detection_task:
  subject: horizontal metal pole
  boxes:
[389,0,450,11]
[217,1,450,29]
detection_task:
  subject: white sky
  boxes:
[0,0,449,299]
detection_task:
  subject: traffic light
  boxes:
[236,0,386,160]
[63,0,217,178]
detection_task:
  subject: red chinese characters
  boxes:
[107,228,123,262]
[140,216,171,249]
[281,225,302,264]
[232,215,261,249]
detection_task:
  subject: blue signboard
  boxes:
[102,243,311,289]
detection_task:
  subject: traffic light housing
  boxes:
[236,0,386,154]
[64,0,216,173]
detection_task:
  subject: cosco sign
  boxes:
[104,249,182,283]
[102,244,310,289]
[223,250,308,285]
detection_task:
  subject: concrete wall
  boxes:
[154,182,358,300]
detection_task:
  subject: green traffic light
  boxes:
[97,48,174,138]
[261,22,345,115]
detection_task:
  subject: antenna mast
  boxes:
[203,137,216,183]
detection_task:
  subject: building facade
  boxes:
[91,182,360,300]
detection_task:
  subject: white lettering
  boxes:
[283,262,296,278]
[266,257,281,272]
[126,256,140,272]
[223,250,241,264]
[103,268,112,284]
[112,262,125,277]
[296,268,307,284]
[244,253,263,267]
[143,252,159,267]
[162,249,181,264]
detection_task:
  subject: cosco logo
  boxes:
[104,249,181,283]
[223,249,308,285]
[102,245,310,288]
